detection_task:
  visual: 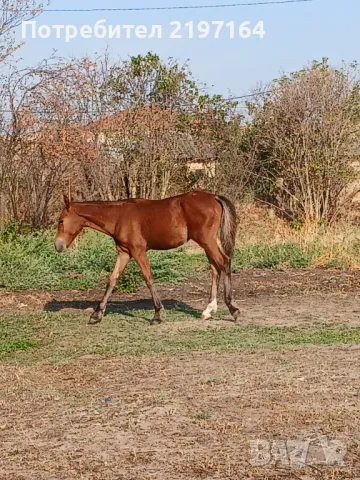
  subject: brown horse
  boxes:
[54,190,240,325]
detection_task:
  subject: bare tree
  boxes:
[0,51,257,228]
[0,0,49,64]
[0,57,95,227]
[0,1,49,227]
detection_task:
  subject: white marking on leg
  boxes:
[201,299,218,320]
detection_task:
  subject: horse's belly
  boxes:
[146,221,188,250]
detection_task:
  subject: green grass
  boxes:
[0,338,39,354]
[234,242,314,269]
[1,310,360,365]
[195,410,211,421]
[1,225,359,292]
[0,229,204,292]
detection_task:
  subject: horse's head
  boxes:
[54,195,86,252]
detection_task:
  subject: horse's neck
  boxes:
[73,203,119,236]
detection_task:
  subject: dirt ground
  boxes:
[1,268,360,479]
[1,266,360,312]
[1,267,360,327]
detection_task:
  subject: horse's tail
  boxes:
[215,194,237,262]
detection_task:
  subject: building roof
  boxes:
[84,105,217,161]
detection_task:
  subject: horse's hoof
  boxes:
[150,318,162,326]
[88,311,103,325]
[233,310,241,324]
[151,308,165,325]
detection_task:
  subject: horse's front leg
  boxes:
[131,249,165,325]
[89,250,130,325]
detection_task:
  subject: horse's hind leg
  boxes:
[201,254,221,321]
[200,241,240,322]
[89,250,130,325]
[223,259,241,322]
[131,249,165,325]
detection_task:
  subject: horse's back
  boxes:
[124,190,217,212]
[129,190,220,224]
[120,191,220,250]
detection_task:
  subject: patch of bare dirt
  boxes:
[1,347,360,479]
[1,268,360,329]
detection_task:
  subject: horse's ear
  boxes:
[63,194,71,209]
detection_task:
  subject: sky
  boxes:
[14,0,359,98]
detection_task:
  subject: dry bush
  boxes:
[250,59,360,225]
[197,116,257,200]
[0,58,96,227]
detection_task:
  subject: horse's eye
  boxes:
[59,220,64,225]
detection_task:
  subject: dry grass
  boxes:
[235,203,360,269]
[1,346,359,479]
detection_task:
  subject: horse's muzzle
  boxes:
[55,239,67,252]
